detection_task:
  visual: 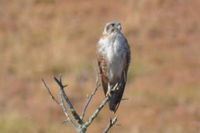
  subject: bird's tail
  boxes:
[108,82,125,113]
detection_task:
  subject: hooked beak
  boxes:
[116,24,122,31]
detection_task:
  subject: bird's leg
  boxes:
[112,83,119,91]
[106,83,112,97]
[106,82,119,97]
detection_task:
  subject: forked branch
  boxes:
[42,75,117,133]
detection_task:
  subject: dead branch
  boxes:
[102,117,117,133]
[54,76,83,125]
[42,75,118,133]
[41,78,78,130]
[84,96,109,128]
[81,76,100,120]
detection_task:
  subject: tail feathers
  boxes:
[109,95,121,113]
[108,83,125,113]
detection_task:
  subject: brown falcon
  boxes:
[97,21,131,112]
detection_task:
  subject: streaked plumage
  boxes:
[97,21,131,112]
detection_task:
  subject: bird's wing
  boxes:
[109,41,131,112]
[124,42,131,82]
[97,52,109,95]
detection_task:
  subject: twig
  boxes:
[54,76,83,125]
[81,69,101,120]
[42,79,77,129]
[41,79,60,105]
[121,98,129,101]
[60,97,78,129]
[84,96,109,128]
[102,117,117,133]
[81,81,100,119]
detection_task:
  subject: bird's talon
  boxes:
[112,83,119,91]
[106,91,111,97]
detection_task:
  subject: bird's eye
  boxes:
[111,24,115,27]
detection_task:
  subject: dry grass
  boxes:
[0,0,200,132]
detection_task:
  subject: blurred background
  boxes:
[0,0,200,133]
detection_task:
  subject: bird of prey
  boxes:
[97,21,131,112]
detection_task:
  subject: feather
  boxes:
[108,50,130,112]
[97,53,108,95]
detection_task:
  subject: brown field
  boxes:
[0,0,200,133]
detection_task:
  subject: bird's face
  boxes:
[103,21,122,34]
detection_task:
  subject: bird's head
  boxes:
[103,21,122,34]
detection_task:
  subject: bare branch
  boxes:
[82,78,118,129]
[84,96,109,128]
[54,76,84,125]
[43,74,119,133]
[81,68,101,120]
[102,117,117,133]
[60,96,79,129]
[81,81,100,119]
[42,78,78,129]
[41,79,60,105]
[121,98,129,101]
